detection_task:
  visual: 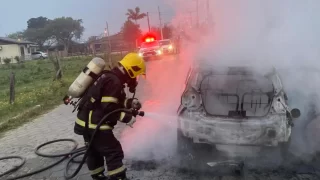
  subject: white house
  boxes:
[0,37,38,63]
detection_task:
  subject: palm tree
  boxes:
[126,7,147,24]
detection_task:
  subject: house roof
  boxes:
[0,37,36,45]
[92,33,124,44]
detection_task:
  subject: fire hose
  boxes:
[0,108,145,180]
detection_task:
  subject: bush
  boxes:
[3,58,11,64]
[14,56,20,63]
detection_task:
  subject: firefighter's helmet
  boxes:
[119,53,146,78]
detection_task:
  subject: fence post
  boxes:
[54,52,63,80]
[10,72,15,104]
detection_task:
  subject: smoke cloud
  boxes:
[120,0,320,165]
[184,0,320,158]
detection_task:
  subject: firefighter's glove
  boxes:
[127,116,136,128]
[128,78,138,93]
[131,99,142,110]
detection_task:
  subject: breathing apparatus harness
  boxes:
[76,69,139,146]
[63,69,143,179]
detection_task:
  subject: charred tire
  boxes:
[279,137,293,161]
[176,130,217,173]
[176,129,199,170]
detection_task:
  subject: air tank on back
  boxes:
[67,57,106,98]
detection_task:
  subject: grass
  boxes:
[0,54,124,135]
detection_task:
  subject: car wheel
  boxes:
[279,136,293,161]
[177,130,230,175]
[176,129,198,170]
[177,130,216,172]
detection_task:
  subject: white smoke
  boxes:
[120,0,320,165]
[176,0,320,158]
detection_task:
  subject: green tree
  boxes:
[7,31,25,40]
[23,16,51,50]
[126,7,147,24]
[87,36,98,43]
[162,24,173,39]
[27,16,49,29]
[24,28,51,50]
[150,24,173,39]
[121,20,142,49]
[46,17,84,54]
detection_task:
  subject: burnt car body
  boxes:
[177,64,301,163]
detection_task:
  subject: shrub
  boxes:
[19,64,26,68]
[3,58,11,64]
[14,56,20,63]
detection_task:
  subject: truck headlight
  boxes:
[168,45,173,49]
[157,50,162,55]
[138,53,143,57]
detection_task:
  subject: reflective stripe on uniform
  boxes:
[101,96,118,103]
[76,111,113,130]
[90,166,105,175]
[76,119,113,130]
[118,112,125,122]
[108,165,126,176]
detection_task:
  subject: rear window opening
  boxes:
[200,74,274,117]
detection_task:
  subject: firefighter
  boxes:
[74,53,146,180]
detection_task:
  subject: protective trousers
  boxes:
[84,130,127,179]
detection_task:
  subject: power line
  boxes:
[147,11,173,15]
[196,0,199,27]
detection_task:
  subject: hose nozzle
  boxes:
[131,109,145,117]
[138,111,145,117]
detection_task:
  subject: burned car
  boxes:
[177,65,301,167]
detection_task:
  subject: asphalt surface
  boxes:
[0,54,320,180]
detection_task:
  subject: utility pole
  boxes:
[158,6,163,40]
[196,0,199,28]
[106,21,111,52]
[105,21,112,67]
[187,11,193,27]
[147,12,151,32]
[206,0,212,25]
[206,0,209,24]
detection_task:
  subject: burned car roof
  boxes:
[183,64,281,117]
[186,64,276,92]
[191,63,273,75]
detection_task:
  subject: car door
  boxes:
[31,52,40,59]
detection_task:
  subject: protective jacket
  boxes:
[74,67,135,135]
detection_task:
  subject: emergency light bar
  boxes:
[145,37,155,42]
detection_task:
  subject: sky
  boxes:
[0,0,175,40]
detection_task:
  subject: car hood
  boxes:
[139,46,160,52]
[161,45,171,48]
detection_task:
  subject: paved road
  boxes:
[1,54,320,180]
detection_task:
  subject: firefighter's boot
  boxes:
[91,173,108,180]
[108,169,128,180]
